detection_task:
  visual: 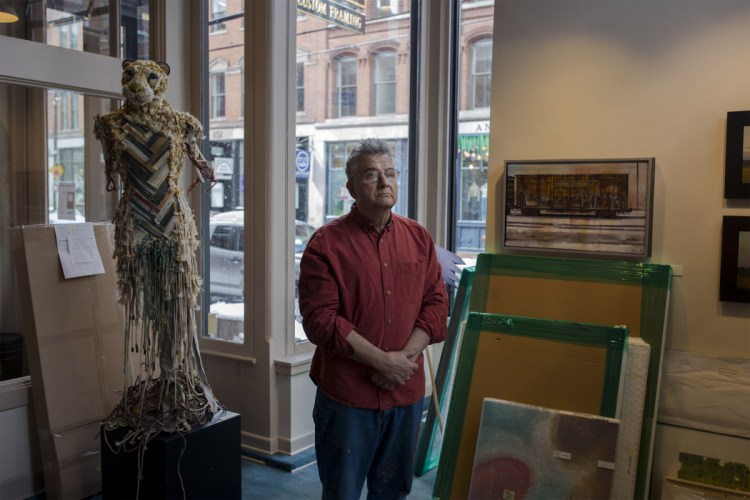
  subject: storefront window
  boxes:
[205,0,245,343]
[455,134,489,252]
[457,135,489,221]
[296,1,414,343]
[43,0,149,59]
[452,1,494,259]
[326,142,357,220]
[326,139,408,223]
[47,89,109,223]
[0,0,149,59]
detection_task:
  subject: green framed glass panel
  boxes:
[414,267,475,476]
[432,313,628,500]
[468,253,672,499]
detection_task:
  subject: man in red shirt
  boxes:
[299,138,448,499]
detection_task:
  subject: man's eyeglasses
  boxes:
[357,168,400,185]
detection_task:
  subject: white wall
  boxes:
[487,0,750,495]
[487,0,750,355]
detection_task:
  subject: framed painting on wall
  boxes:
[724,111,750,199]
[502,158,655,259]
[719,216,750,303]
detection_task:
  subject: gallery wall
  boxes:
[486,2,750,494]
[486,0,750,358]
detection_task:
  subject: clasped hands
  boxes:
[369,350,420,392]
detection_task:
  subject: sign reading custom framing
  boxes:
[297,0,365,34]
[502,158,655,259]
[432,313,627,500]
[467,253,672,499]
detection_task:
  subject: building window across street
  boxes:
[471,38,493,109]
[335,55,357,118]
[297,62,305,112]
[210,68,226,119]
[210,0,227,33]
[373,51,396,115]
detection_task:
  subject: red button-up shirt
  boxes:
[299,206,448,410]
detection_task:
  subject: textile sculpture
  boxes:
[94,59,220,451]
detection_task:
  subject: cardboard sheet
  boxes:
[11,224,124,499]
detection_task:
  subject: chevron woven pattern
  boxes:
[122,121,175,237]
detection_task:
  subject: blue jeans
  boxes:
[313,389,423,500]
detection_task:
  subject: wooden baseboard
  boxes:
[0,469,44,500]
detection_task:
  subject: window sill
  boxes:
[274,351,313,377]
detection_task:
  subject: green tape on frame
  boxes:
[432,313,628,500]
[469,253,671,499]
[414,267,475,477]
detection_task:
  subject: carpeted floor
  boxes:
[241,452,438,499]
[30,453,437,500]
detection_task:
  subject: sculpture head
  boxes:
[121,59,171,107]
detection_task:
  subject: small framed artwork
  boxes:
[719,216,750,303]
[724,111,750,199]
[502,158,655,259]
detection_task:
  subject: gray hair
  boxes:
[345,138,394,180]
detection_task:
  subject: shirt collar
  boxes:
[350,204,393,233]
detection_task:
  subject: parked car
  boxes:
[209,210,316,300]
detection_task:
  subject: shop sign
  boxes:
[214,158,233,180]
[296,149,311,179]
[297,0,365,34]
[50,163,64,179]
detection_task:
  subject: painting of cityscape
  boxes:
[468,398,620,500]
[502,159,655,259]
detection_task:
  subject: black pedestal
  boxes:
[101,411,241,500]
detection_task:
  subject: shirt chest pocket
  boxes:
[399,262,425,304]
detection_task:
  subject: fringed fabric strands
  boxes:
[94,60,221,492]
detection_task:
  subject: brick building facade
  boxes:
[208,0,494,251]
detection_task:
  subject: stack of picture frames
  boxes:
[414,266,476,476]
[421,253,672,500]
